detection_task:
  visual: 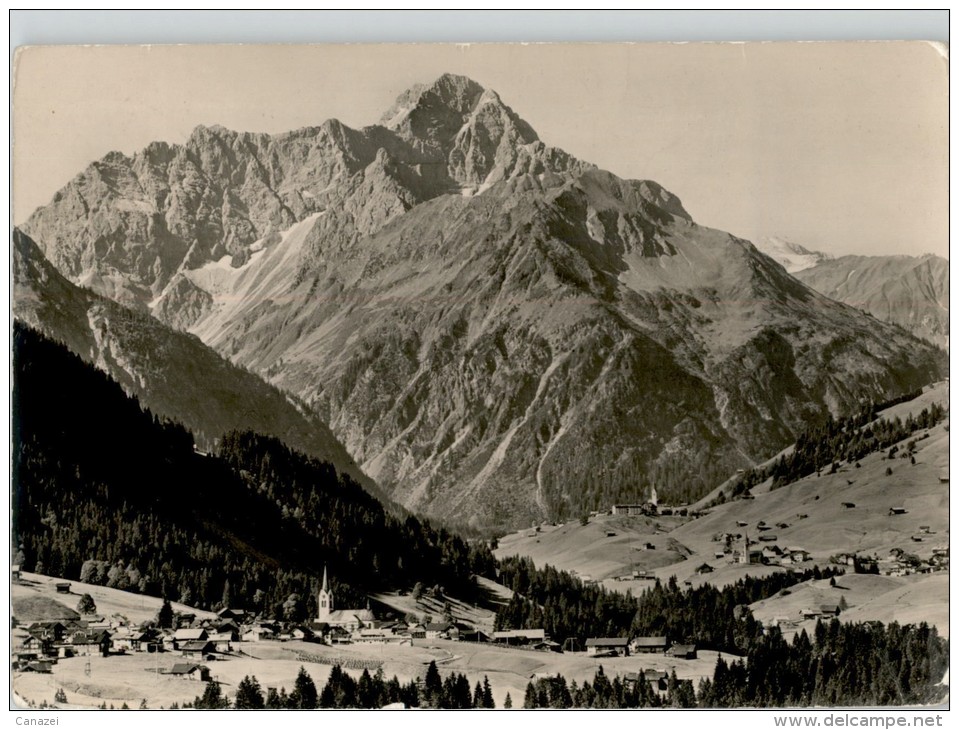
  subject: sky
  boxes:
[13,42,948,258]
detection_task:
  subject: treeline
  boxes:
[523,620,947,708]
[496,555,839,653]
[190,661,494,709]
[629,568,842,653]
[700,620,948,707]
[12,323,494,618]
[721,394,945,502]
[494,557,637,645]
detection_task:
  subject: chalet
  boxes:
[611,504,654,516]
[736,521,749,527]
[605,530,617,538]
[111,629,154,653]
[938,471,948,483]
[888,507,908,516]
[841,502,855,509]
[424,622,453,640]
[70,630,111,656]
[55,582,71,594]
[174,628,208,647]
[762,546,782,561]
[788,548,810,562]
[168,663,211,682]
[492,629,546,646]
[642,670,669,692]
[210,624,239,645]
[458,629,491,643]
[695,563,714,574]
[819,604,840,617]
[758,534,777,542]
[665,643,697,660]
[776,522,790,529]
[531,639,562,653]
[290,627,314,641]
[175,614,196,629]
[327,626,352,645]
[932,547,949,558]
[12,565,21,582]
[180,640,215,657]
[242,625,273,642]
[757,525,772,532]
[630,636,667,654]
[21,660,54,674]
[585,637,630,657]
[714,551,726,560]
[641,542,656,551]
[919,526,932,534]
[354,628,392,644]
[217,608,249,624]
[407,624,427,639]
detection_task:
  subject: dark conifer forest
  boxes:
[12,322,494,617]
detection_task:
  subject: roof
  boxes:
[819,604,840,613]
[174,628,208,641]
[585,637,630,647]
[169,663,204,675]
[668,644,697,653]
[181,640,213,651]
[492,629,545,640]
[425,622,452,632]
[631,636,668,647]
[327,609,375,623]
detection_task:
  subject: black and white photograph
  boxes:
[10,14,950,715]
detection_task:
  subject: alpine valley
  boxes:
[16,74,946,531]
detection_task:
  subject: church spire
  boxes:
[322,565,328,593]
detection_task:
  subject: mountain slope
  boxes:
[19,74,947,530]
[792,254,948,349]
[12,322,493,614]
[12,227,377,497]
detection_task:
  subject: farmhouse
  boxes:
[424,622,453,640]
[841,502,855,509]
[630,636,668,654]
[492,629,546,646]
[585,637,630,657]
[180,640,215,657]
[168,663,211,682]
[888,507,908,516]
[55,582,71,594]
[317,566,376,631]
[174,628,208,647]
[70,630,111,656]
[696,563,714,574]
[665,643,697,660]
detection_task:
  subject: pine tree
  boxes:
[503,692,512,709]
[482,675,494,708]
[76,593,96,615]
[289,666,317,709]
[194,681,228,709]
[157,598,174,629]
[235,675,265,709]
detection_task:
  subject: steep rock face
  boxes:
[20,74,947,530]
[792,254,949,350]
[12,228,380,500]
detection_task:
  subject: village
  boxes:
[12,567,732,708]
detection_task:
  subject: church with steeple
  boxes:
[316,566,376,632]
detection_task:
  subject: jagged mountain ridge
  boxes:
[792,254,949,350]
[19,74,947,530]
[12,228,381,500]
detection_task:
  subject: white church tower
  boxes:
[650,486,658,508]
[318,565,333,622]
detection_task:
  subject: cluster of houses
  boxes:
[584,635,697,660]
[826,545,948,578]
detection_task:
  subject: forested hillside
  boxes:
[12,323,494,616]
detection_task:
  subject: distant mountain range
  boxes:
[16,73,946,530]
[754,238,948,349]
